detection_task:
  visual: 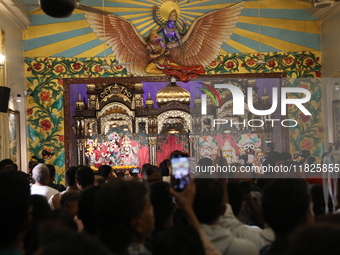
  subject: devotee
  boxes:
[49,166,79,209]
[220,179,274,251]
[156,179,222,255]
[75,166,95,191]
[149,181,175,235]
[0,171,31,254]
[31,163,59,202]
[289,223,340,255]
[60,191,81,219]
[24,194,51,255]
[261,179,314,255]
[98,164,113,182]
[77,186,102,235]
[0,158,15,171]
[35,229,111,255]
[193,178,258,255]
[142,164,162,184]
[159,159,170,179]
[95,179,154,254]
[46,164,66,192]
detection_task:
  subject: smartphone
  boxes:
[171,155,190,192]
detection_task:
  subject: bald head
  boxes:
[32,163,50,184]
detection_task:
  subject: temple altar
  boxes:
[71,77,281,171]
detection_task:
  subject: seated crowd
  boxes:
[0,151,339,255]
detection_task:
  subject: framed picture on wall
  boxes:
[8,109,21,170]
[333,100,340,143]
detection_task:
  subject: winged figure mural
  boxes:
[84,1,245,82]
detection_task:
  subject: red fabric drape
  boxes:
[157,135,184,166]
[138,145,150,168]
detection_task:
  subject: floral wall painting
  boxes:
[333,100,340,143]
[8,109,21,170]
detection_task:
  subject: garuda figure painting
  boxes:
[84,1,245,82]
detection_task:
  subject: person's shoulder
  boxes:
[46,185,60,194]
[228,237,258,255]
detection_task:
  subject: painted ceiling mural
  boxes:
[24,0,320,58]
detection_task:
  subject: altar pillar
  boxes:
[76,139,86,166]
[148,136,157,166]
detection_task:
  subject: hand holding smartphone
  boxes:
[171,154,190,192]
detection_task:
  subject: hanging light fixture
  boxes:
[256,0,265,65]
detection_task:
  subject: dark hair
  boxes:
[98,165,112,179]
[37,209,78,237]
[159,159,170,176]
[30,195,52,222]
[193,179,224,224]
[95,179,148,253]
[280,152,292,162]
[60,191,81,209]
[289,223,340,255]
[150,181,174,234]
[65,166,78,187]
[23,195,52,254]
[198,157,213,167]
[0,158,14,171]
[37,230,111,255]
[75,166,94,188]
[46,164,56,181]
[78,186,102,235]
[262,179,311,237]
[227,182,244,217]
[0,171,31,248]
[142,164,160,177]
[153,224,205,255]
[169,150,188,159]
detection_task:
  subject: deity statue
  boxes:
[198,136,218,160]
[119,135,139,166]
[108,132,120,166]
[236,133,261,165]
[84,1,245,81]
[152,6,188,50]
[221,140,238,164]
[145,29,205,82]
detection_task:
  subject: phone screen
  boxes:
[171,155,190,192]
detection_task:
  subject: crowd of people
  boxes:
[0,150,340,255]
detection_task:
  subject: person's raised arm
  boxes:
[170,180,221,255]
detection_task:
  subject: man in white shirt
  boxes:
[31,163,59,202]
